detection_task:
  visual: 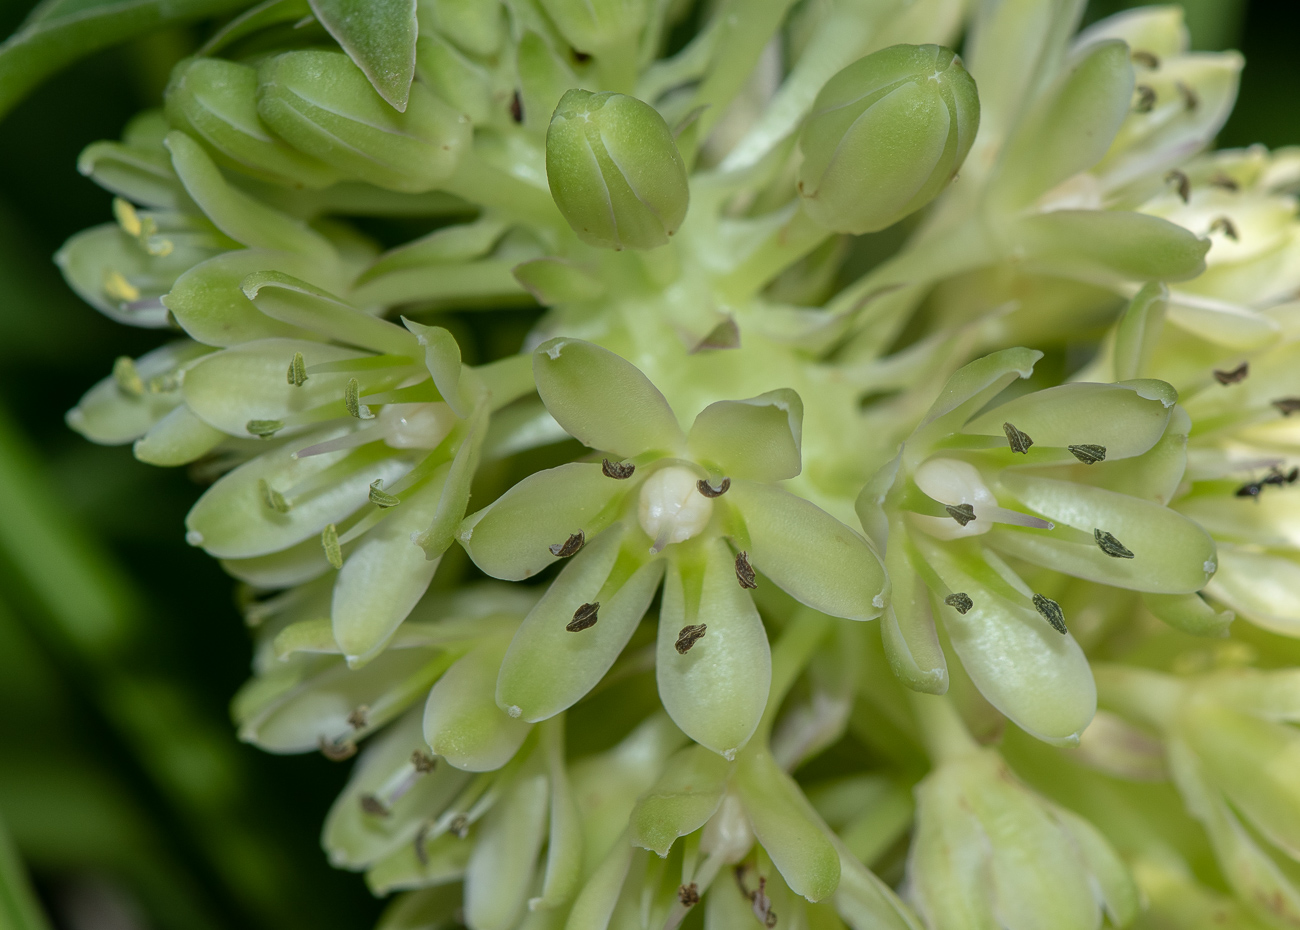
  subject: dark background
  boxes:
[0,0,1293,927]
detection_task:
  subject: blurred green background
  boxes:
[0,0,1292,927]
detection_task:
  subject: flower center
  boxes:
[638,466,714,552]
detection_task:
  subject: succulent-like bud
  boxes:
[797,44,979,234]
[545,89,689,250]
[164,57,340,188]
[256,50,470,192]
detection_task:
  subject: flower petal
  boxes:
[729,480,888,621]
[533,338,684,458]
[1205,547,1300,636]
[629,743,730,857]
[423,634,532,772]
[687,388,803,481]
[464,769,550,930]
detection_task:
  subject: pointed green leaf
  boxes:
[728,480,888,621]
[533,338,685,459]
[687,388,803,482]
[424,634,532,772]
[459,462,632,581]
[656,539,770,759]
[310,0,418,111]
[497,529,663,722]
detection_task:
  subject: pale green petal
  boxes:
[403,319,471,417]
[734,747,840,901]
[332,468,448,664]
[912,536,1096,744]
[628,744,730,857]
[1206,548,1300,636]
[1144,592,1233,637]
[497,529,662,721]
[533,338,685,459]
[1111,282,1167,381]
[66,340,212,444]
[563,832,634,930]
[465,770,550,930]
[656,540,770,759]
[728,480,888,621]
[534,719,584,909]
[221,534,334,588]
[1048,804,1138,926]
[994,472,1216,593]
[1013,209,1209,283]
[881,532,948,694]
[835,849,923,930]
[242,271,420,357]
[687,388,803,482]
[460,463,631,581]
[910,347,1042,455]
[424,635,532,772]
[963,380,1175,460]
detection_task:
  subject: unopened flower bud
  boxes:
[545,89,689,250]
[797,44,979,234]
[256,50,470,192]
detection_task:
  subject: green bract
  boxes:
[545,90,689,250]
[797,44,979,235]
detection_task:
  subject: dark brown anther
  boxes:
[602,458,635,479]
[1131,49,1160,69]
[411,751,437,773]
[675,624,707,654]
[1209,216,1239,241]
[1236,479,1264,500]
[1003,422,1034,454]
[1210,172,1240,192]
[414,825,429,866]
[359,794,390,817]
[347,705,369,729]
[735,550,758,589]
[1134,85,1156,113]
[1274,398,1300,417]
[1176,80,1199,111]
[678,883,700,907]
[572,50,592,64]
[697,477,731,498]
[1032,594,1067,634]
[549,531,585,558]
[944,593,973,614]
[318,736,357,761]
[751,877,776,928]
[1165,169,1190,203]
[1213,362,1248,385]
[1094,529,1135,559]
[1068,443,1107,464]
[1264,466,1300,486]
[449,813,470,838]
[567,602,600,632]
[510,90,523,123]
[945,503,976,526]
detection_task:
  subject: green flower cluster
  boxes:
[54,0,1300,928]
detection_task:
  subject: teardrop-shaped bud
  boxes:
[797,44,979,235]
[545,89,689,250]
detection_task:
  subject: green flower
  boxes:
[460,338,886,757]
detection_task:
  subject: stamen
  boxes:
[113,197,142,236]
[1176,80,1199,111]
[1032,594,1067,634]
[510,90,524,123]
[322,524,343,569]
[103,270,140,302]
[345,378,375,419]
[944,593,973,614]
[675,624,707,654]
[1133,85,1156,113]
[449,813,470,838]
[1003,422,1033,454]
[347,705,369,729]
[1131,50,1159,69]
[1213,362,1248,385]
[697,477,731,498]
[549,532,584,558]
[1067,443,1106,464]
[359,794,390,817]
[258,478,290,513]
[146,373,178,393]
[602,458,635,479]
[1209,216,1239,241]
[678,883,700,907]
[1274,398,1300,417]
[735,550,758,589]
[112,356,144,396]
[318,736,356,761]
[414,825,429,865]
[247,419,284,439]
[369,479,401,508]
[287,351,308,386]
[1094,529,1135,559]
[945,503,976,526]
[1165,169,1190,203]
[1210,172,1240,192]
[411,751,437,773]
[567,602,600,632]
